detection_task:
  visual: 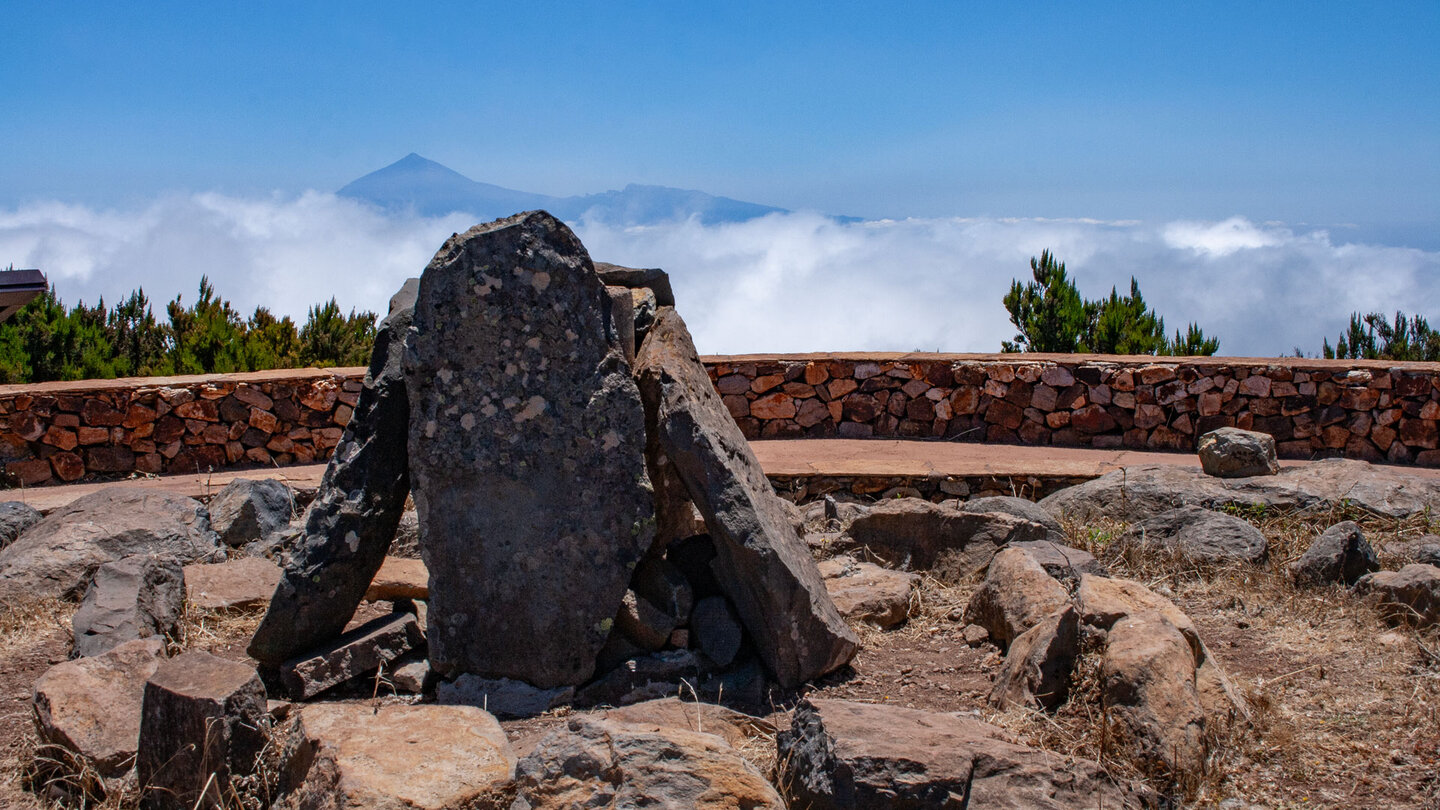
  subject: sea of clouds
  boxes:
[2,191,1437,358]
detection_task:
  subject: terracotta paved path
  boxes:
[7,439,1438,514]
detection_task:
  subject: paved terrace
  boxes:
[8,439,1440,515]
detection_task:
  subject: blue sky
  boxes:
[5,2,1438,239]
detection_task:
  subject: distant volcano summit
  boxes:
[338,154,788,226]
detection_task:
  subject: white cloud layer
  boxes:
[3,193,1438,358]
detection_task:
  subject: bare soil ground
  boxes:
[3,505,1438,808]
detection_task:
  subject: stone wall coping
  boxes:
[4,353,1437,398]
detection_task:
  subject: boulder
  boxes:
[206,478,294,547]
[1040,459,1440,523]
[389,654,430,693]
[989,605,1080,711]
[1198,427,1279,478]
[1075,574,1201,653]
[1355,564,1440,626]
[614,589,678,652]
[184,557,281,611]
[247,279,417,666]
[406,212,655,689]
[631,556,694,625]
[777,698,1156,809]
[0,500,42,548]
[690,596,744,668]
[32,637,166,779]
[1099,613,1208,776]
[437,674,575,720]
[1121,505,1268,565]
[817,555,918,628]
[72,555,184,658]
[1290,520,1379,586]
[600,697,774,750]
[635,307,856,688]
[1006,539,1107,582]
[0,488,220,602]
[279,612,425,700]
[964,547,1071,648]
[847,498,1050,580]
[363,556,428,602]
[277,703,513,810]
[510,716,783,809]
[961,494,1065,538]
[137,651,268,810]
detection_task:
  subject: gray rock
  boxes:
[614,589,677,652]
[206,478,294,547]
[32,637,166,780]
[72,555,184,658]
[1006,539,1107,582]
[1417,542,1440,567]
[594,261,676,307]
[1355,564,1440,627]
[635,307,857,688]
[691,596,744,668]
[1290,520,1379,586]
[406,212,655,689]
[279,612,425,700]
[1121,506,1268,565]
[962,495,1065,538]
[436,674,575,720]
[512,715,783,809]
[0,500,42,548]
[847,498,1050,580]
[247,279,417,666]
[137,651,268,810]
[1040,459,1440,523]
[1198,427,1279,478]
[0,488,220,602]
[575,649,704,708]
[777,698,1156,809]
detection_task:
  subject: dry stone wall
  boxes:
[1,353,1438,485]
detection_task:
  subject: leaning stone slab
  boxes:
[777,698,1156,809]
[137,651,268,810]
[247,279,417,666]
[1290,520,1379,587]
[277,703,513,810]
[1198,426,1279,478]
[206,478,294,548]
[279,612,424,700]
[635,307,857,688]
[0,488,220,602]
[32,637,166,779]
[184,557,281,611]
[406,212,655,689]
[511,716,783,809]
[73,555,185,658]
[437,674,575,719]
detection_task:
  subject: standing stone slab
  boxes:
[406,212,655,688]
[247,280,417,666]
[634,308,857,688]
[137,651,268,810]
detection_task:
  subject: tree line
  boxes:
[0,273,377,383]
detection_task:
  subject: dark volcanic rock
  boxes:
[0,488,220,602]
[247,279,417,666]
[847,499,1050,580]
[0,501,42,548]
[279,612,425,699]
[1290,520,1379,587]
[777,698,1156,809]
[406,212,655,689]
[1121,505,1268,565]
[72,555,185,658]
[206,478,294,547]
[634,307,857,688]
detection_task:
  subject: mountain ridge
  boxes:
[338,153,789,226]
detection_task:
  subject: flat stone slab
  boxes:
[280,612,424,700]
[184,557,281,611]
[363,556,428,601]
[406,212,655,689]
